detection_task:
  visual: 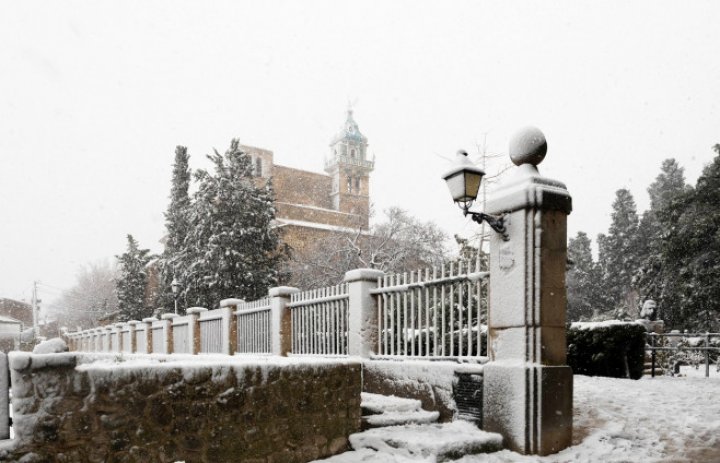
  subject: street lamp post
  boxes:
[442,127,573,455]
[171,278,181,315]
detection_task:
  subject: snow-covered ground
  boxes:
[326,375,720,463]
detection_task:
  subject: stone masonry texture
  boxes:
[1,354,362,462]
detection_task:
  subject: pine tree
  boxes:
[567,231,604,321]
[181,139,285,307]
[597,189,641,314]
[115,234,153,321]
[158,146,191,310]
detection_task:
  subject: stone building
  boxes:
[0,297,32,328]
[243,108,374,259]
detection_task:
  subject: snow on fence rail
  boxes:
[372,258,489,359]
[289,283,349,356]
[235,298,272,354]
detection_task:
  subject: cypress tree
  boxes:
[158,146,191,311]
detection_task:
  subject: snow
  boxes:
[32,338,67,354]
[321,375,720,462]
[570,320,643,331]
[322,421,502,462]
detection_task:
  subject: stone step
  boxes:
[343,421,502,462]
[361,392,423,415]
[362,409,440,430]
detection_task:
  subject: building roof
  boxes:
[0,315,22,324]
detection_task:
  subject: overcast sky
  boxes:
[2,1,720,307]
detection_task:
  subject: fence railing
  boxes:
[372,259,489,359]
[289,284,349,356]
[66,260,489,362]
[236,298,272,354]
[647,332,720,377]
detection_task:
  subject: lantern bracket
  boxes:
[461,204,509,241]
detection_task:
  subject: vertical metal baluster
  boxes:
[410,270,416,357]
[425,268,430,357]
[439,264,444,357]
[458,260,464,357]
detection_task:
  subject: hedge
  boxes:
[567,321,646,379]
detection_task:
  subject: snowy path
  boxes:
[461,375,720,463]
[322,375,720,463]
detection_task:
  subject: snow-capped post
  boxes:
[269,287,300,356]
[345,269,384,357]
[142,317,156,353]
[127,321,139,353]
[220,299,243,354]
[160,313,178,354]
[482,127,573,455]
[186,307,207,355]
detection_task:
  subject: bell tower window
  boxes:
[355,177,360,190]
[255,157,263,177]
[350,148,356,159]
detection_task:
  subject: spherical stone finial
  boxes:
[509,126,547,166]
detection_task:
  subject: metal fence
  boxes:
[199,308,231,354]
[289,284,349,356]
[172,316,191,354]
[236,298,272,354]
[372,258,489,359]
[647,332,720,377]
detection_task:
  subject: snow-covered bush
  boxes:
[32,337,68,354]
[567,321,646,379]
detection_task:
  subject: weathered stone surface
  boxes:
[4,354,362,462]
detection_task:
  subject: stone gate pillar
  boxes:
[482,127,573,455]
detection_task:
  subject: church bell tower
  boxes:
[324,108,374,228]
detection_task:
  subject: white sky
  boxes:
[1,1,719,305]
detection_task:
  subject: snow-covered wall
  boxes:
[2,353,361,462]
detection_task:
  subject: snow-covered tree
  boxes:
[115,234,153,320]
[158,146,191,309]
[658,147,720,330]
[634,159,691,319]
[597,189,641,314]
[286,207,451,289]
[180,140,284,307]
[50,261,118,329]
[567,231,604,321]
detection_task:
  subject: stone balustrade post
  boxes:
[344,269,384,358]
[103,326,114,352]
[482,127,573,455]
[142,317,156,353]
[269,287,300,356]
[220,299,244,354]
[160,313,178,354]
[127,321,139,353]
[186,308,207,355]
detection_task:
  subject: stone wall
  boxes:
[2,354,361,462]
[273,165,333,210]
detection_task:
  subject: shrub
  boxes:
[567,321,646,379]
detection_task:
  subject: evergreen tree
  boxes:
[158,146,191,310]
[567,231,604,321]
[115,234,153,320]
[634,159,690,319]
[181,139,285,307]
[597,189,640,314]
[659,147,720,330]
